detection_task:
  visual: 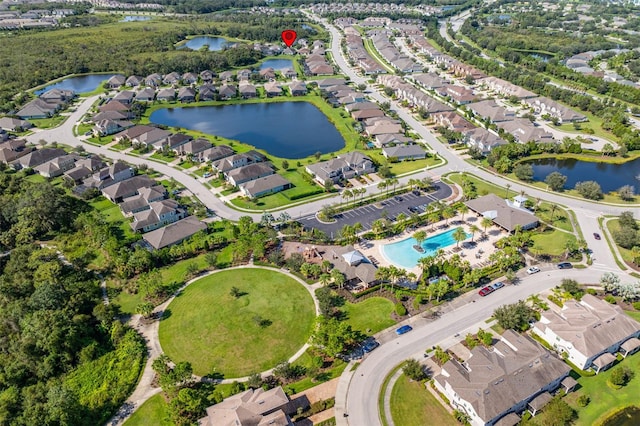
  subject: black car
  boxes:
[557,262,573,269]
[408,206,419,213]
[412,190,421,196]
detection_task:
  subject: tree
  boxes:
[602,143,615,156]
[458,203,469,221]
[135,302,154,318]
[413,230,427,247]
[319,273,331,287]
[453,227,467,248]
[493,301,538,331]
[341,189,352,207]
[505,183,511,198]
[575,181,603,200]
[513,163,534,181]
[331,269,345,289]
[468,224,480,242]
[229,286,242,298]
[618,185,635,201]
[481,217,493,233]
[204,252,218,268]
[442,206,456,226]
[403,359,427,381]
[311,316,363,357]
[538,397,576,426]
[377,180,387,196]
[433,346,450,365]
[281,160,289,170]
[545,171,567,191]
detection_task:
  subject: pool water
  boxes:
[381,227,468,269]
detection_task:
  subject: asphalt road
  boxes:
[304,181,452,235]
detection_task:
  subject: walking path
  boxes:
[111,265,322,425]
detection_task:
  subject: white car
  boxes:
[526,266,541,275]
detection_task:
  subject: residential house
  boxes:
[467,100,515,123]
[212,153,255,173]
[156,88,176,102]
[92,110,128,123]
[99,100,130,114]
[283,68,297,79]
[201,145,234,163]
[439,85,476,104]
[63,155,105,184]
[101,175,155,203]
[144,73,162,87]
[463,127,507,154]
[237,69,252,81]
[0,117,32,132]
[0,139,30,164]
[136,87,156,102]
[39,88,75,104]
[142,216,207,250]
[175,138,213,158]
[264,81,282,97]
[197,84,216,101]
[239,174,292,198]
[433,330,571,426]
[433,112,475,133]
[113,90,135,105]
[345,101,380,112]
[163,72,180,85]
[533,294,640,372]
[182,72,198,85]
[200,70,215,82]
[126,75,143,87]
[16,99,59,119]
[107,74,126,89]
[119,185,167,215]
[132,127,171,149]
[218,84,236,100]
[114,125,156,143]
[13,147,66,169]
[495,119,554,143]
[289,81,307,96]
[198,386,293,426]
[382,144,427,161]
[93,119,132,136]
[410,73,447,90]
[524,97,587,123]
[374,133,412,148]
[34,154,77,178]
[227,163,274,186]
[365,120,403,136]
[479,77,536,99]
[166,133,193,151]
[239,83,257,99]
[306,152,375,185]
[351,108,385,121]
[131,199,185,232]
[259,68,276,80]
[219,71,234,82]
[176,86,195,103]
[82,161,134,190]
[465,194,539,233]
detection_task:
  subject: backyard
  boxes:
[390,374,456,426]
[341,297,396,334]
[157,268,316,378]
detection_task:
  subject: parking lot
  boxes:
[303,181,453,236]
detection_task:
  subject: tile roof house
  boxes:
[156,88,176,102]
[382,144,427,161]
[101,175,155,203]
[0,117,32,132]
[321,245,378,288]
[289,81,307,96]
[135,87,156,102]
[126,75,143,87]
[464,194,539,233]
[533,294,640,372]
[107,74,126,89]
[305,152,375,185]
[239,174,292,198]
[218,84,237,100]
[463,128,508,154]
[13,147,66,169]
[175,138,213,157]
[433,330,571,426]
[198,386,293,426]
[34,154,77,177]
[201,144,234,163]
[142,216,207,250]
[113,90,135,105]
[16,99,60,119]
[120,184,167,215]
[227,163,274,186]
[131,199,185,232]
[177,86,196,102]
[239,83,257,99]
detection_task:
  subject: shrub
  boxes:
[605,294,617,304]
[587,288,597,296]
[403,358,427,381]
[577,395,590,407]
[395,303,408,316]
[633,301,640,311]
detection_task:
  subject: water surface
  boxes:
[35,74,116,95]
[178,36,228,51]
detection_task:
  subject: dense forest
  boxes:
[0,170,145,425]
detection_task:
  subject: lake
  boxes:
[529,157,640,193]
[260,59,294,71]
[178,36,228,51]
[120,16,151,22]
[149,102,345,158]
[35,74,117,95]
[602,406,640,426]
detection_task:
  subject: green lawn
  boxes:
[530,228,577,257]
[342,297,395,334]
[390,375,456,426]
[606,219,640,267]
[30,115,67,129]
[158,268,316,377]
[565,352,640,425]
[536,202,574,233]
[89,196,138,242]
[626,310,640,322]
[124,394,172,426]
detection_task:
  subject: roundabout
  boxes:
[158,267,317,378]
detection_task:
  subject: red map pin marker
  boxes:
[281,30,297,47]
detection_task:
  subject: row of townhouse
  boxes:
[369,32,422,73]
[343,26,387,75]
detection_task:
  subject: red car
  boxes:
[478,286,494,297]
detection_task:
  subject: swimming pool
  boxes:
[380,227,467,269]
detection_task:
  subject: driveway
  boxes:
[302,181,452,235]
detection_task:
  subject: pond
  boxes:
[529,157,640,193]
[260,59,294,71]
[149,102,345,158]
[178,36,229,51]
[35,74,117,95]
[120,15,151,22]
[602,406,640,426]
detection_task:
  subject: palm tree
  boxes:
[353,222,363,234]
[549,204,558,223]
[505,183,511,199]
[395,212,408,233]
[442,206,456,226]
[371,219,388,239]
[278,212,291,224]
[321,260,332,273]
[342,189,352,206]
[453,227,467,248]
[389,177,399,195]
[377,180,387,196]
[469,224,480,242]
[481,217,493,234]
[631,246,640,265]
[418,255,435,277]
[458,204,469,222]
[331,269,345,289]
[319,273,331,286]
[413,230,427,247]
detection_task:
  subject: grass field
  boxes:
[124,394,171,426]
[565,352,640,425]
[158,268,316,377]
[535,202,574,233]
[606,219,640,267]
[342,297,395,334]
[530,228,577,257]
[390,374,456,426]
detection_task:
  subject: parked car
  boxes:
[491,282,505,290]
[395,196,403,202]
[408,206,419,213]
[526,266,540,274]
[478,286,494,297]
[363,340,380,353]
[412,190,421,196]
[203,172,212,178]
[557,262,573,269]
[396,325,413,335]
[84,131,93,136]
[593,232,601,240]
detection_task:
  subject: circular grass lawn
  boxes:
[158,268,316,378]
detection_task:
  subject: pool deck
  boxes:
[355,214,509,275]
